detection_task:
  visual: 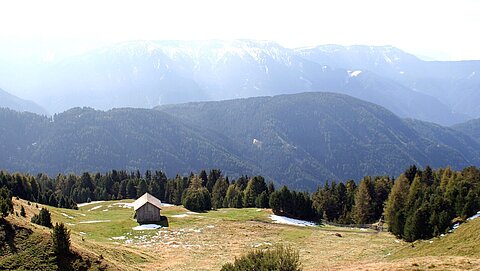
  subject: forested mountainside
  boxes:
[452,118,480,144]
[1,92,477,190]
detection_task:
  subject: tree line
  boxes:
[1,165,479,242]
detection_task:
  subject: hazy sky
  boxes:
[1,0,480,60]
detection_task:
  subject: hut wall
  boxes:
[136,202,161,223]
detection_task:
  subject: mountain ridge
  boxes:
[1,40,473,125]
[0,88,48,115]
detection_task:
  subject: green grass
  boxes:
[15,198,480,271]
[393,218,480,259]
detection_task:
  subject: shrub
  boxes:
[20,206,26,217]
[31,208,53,228]
[221,245,302,271]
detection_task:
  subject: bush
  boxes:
[20,206,26,217]
[221,245,302,271]
[52,223,71,255]
[31,208,53,228]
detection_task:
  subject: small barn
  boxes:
[133,193,162,223]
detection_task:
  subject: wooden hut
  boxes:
[133,193,162,223]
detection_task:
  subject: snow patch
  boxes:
[61,213,74,219]
[112,236,126,240]
[112,202,134,208]
[88,205,102,211]
[161,203,175,207]
[79,220,111,224]
[172,214,189,218]
[253,138,263,148]
[348,70,362,77]
[467,211,480,221]
[77,201,105,207]
[132,224,162,230]
[269,214,317,227]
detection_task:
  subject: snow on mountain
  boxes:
[1,40,475,125]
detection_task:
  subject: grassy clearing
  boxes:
[9,198,480,271]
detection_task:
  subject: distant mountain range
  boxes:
[1,92,479,190]
[453,118,480,144]
[0,88,47,115]
[296,44,480,120]
[1,40,479,125]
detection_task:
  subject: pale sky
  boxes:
[1,0,480,60]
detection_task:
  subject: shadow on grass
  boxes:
[138,215,169,227]
[0,218,33,254]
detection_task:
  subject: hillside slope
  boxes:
[1,92,479,189]
[297,44,480,119]
[0,107,259,179]
[452,118,480,144]
[0,88,48,115]
[0,40,465,125]
[159,92,480,188]
[0,201,109,270]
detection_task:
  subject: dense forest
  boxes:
[1,165,479,242]
[2,92,480,191]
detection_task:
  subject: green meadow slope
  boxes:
[4,198,480,270]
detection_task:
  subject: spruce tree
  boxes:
[211,178,229,209]
[31,208,53,228]
[52,223,71,255]
[137,179,148,197]
[0,187,13,218]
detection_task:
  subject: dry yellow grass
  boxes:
[9,198,480,271]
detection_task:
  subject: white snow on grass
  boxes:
[78,220,111,224]
[161,203,175,207]
[269,214,317,227]
[88,205,102,211]
[61,213,74,219]
[111,236,126,240]
[112,202,134,208]
[132,224,162,230]
[172,214,189,218]
[187,211,199,214]
[467,211,480,221]
[77,201,105,207]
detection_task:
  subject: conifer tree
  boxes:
[385,175,410,238]
[0,187,13,218]
[52,223,71,255]
[352,178,374,224]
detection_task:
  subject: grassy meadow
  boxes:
[7,198,480,271]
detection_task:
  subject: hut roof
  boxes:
[133,193,162,211]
